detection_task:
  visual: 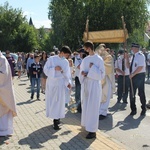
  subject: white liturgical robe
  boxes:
[79,54,105,132]
[44,55,71,119]
[0,52,17,136]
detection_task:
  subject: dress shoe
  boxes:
[99,115,106,120]
[117,100,121,103]
[140,110,146,116]
[130,111,137,115]
[53,125,60,130]
[86,132,96,139]
[30,94,34,99]
[53,119,61,130]
[37,97,40,100]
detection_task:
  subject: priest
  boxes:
[0,51,17,136]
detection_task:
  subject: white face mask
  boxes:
[131,50,134,54]
[119,55,124,59]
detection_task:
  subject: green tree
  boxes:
[0,2,39,52]
[13,24,39,53]
[48,0,150,50]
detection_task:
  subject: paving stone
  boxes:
[0,75,128,150]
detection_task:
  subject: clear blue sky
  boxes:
[0,0,51,28]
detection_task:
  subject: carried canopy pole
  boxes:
[85,16,89,41]
[121,16,126,94]
[121,16,134,97]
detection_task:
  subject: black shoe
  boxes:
[57,119,61,125]
[53,125,60,130]
[117,100,121,103]
[37,97,40,100]
[30,95,34,99]
[86,132,96,139]
[99,115,106,120]
[146,104,150,109]
[140,110,146,116]
[53,119,61,130]
[130,111,137,116]
[123,101,128,104]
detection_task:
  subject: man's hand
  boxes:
[33,71,37,74]
[55,66,62,71]
[121,71,125,76]
[67,83,71,89]
[129,73,134,79]
[77,65,80,69]
[89,63,93,68]
[81,71,87,77]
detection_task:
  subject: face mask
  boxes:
[119,55,124,59]
[61,56,65,60]
[131,50,134,55]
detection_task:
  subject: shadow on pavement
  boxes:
[18,83,26,86]
[108,102,127,112]
[99,114,113,131]
[20,79,29,82]
[17,99,40,105]
[59,131,95,150]
[113,115,145,130]
[18,125,60,149]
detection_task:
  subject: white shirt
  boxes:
[115,55,130,75]
[147,53,150,66]
[74,55,82,77]
[130,51,146,74]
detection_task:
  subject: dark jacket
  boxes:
[30,62,43,78]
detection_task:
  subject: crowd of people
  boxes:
[0,41,150,139]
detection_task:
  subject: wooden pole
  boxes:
[121,16,134,98]
[121,16,126,94]
[85,16,89,41]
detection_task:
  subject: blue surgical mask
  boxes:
[61,56,65,59]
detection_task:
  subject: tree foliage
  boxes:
[0,2,39,52]
[48,0,150,50]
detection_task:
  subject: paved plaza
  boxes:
[0,75,129,150]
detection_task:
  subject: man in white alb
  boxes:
[44,46,72,130]
[79,41,105,139]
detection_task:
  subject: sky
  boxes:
[0,0,51,29]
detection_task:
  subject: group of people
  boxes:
[0,41,148,140]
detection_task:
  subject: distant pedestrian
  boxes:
[40,51,48,94]
[79,41,105,139]
[5,50,15,78]
[44,46,72,130]
[16,56,23,79]
[146,52,150,80]
[0,51,17,136]
[26,53,34,84]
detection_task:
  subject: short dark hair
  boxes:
[34,55,40,59]
[60,46,72,55]
[84,41,94,50]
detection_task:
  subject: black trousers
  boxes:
[75,76,81,104]
[130,73,146,112]
[117,75,130,102]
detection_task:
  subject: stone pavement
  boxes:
[0,75,129,150]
